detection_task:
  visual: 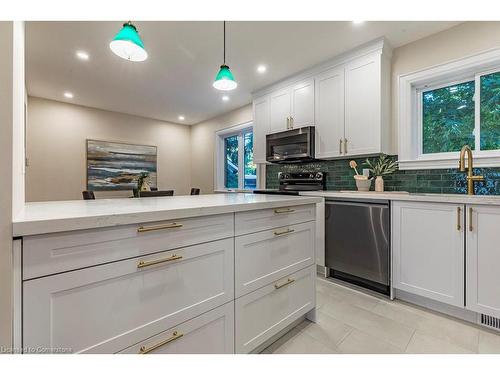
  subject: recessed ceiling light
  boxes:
[76,51,89,60]
[178,115,185,121]
[222,95,230,102]
[64,92,74,99]
[352,21,365,25]
[257,65,267,73]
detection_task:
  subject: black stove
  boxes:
[254,172,326,195]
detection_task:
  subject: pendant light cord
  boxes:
[223,21,226,65]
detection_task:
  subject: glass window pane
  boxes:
[243,131,256,189]
[480,71,500,151]
[422,81,475,154]
[224,135,238,189]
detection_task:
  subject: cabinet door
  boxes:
[392,201,464,307]
[314,66,345,158]
[344,52,381,155]
[269,88,291,133]
[290,78,315,128]
[235,265,315,354]
[466,205,500,318]
[118,302,234,354]
[253,95,270,164]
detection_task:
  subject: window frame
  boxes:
[398,47,500,170]
[214,121,259,191]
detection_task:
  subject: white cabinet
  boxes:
[118,302,234,354]
[253,95,270,164]
[314,66,345,158]
[269,88,292,132]
[23,238,234,353]
[268,78,315,133]
[235,265,316,354]
[466,205,500,319]
[235,221,315,297]
[252,39,391,162]
[344,52,382,155]
[392,201,464,307]
[291,79,315,128]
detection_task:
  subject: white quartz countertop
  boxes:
[300,190,500,205]
[13,193,322,236]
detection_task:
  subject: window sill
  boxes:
[399,154,500,170]
[214,189,255,194]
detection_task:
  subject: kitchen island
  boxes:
[12,194,322,354]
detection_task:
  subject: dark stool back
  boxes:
[135,190,174,197]
[190,188,200,195]
[82,190,95,200]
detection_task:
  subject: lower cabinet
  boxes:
[118,302,234,354]
[235,265,316,354]
[23,238,234,354]
[392,201,464,307]
[466,205,500,319]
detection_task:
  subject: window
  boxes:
[216,122,258,191]
[399,48,500,169]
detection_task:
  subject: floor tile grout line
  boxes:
[403,329,417,353]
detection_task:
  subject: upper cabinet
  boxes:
[253,96,270,164]
[252,38,392,163]
[268,78,315,133]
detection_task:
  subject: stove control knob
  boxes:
[309,173,314,179]
[315,172,323,180]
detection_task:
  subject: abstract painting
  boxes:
[87,139,157,191]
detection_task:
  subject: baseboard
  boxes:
[394,288,478,324]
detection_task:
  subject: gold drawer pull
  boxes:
[275,278,295,289]
[139,331,183,354]
[137,222,183,233]
[469,207,473,232]
[274,208,295,214]
[274,228,295,236]
[457,207,462,231]
[137,254,183,269]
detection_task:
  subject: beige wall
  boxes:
[190,105,253,194]
[26,97,192,201]
[0,21,14,350]
[391,21,500,150]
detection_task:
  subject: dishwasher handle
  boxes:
[325,199,389,208]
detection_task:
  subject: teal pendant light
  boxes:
[110,21,148,62]
[213,21,237,91]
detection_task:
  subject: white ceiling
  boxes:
[26,21,460,125]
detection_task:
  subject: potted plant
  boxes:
[349,160,372,191]
[364,154,398,192]
[136,172,150,197]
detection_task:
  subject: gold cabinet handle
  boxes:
[286,117,290,129]
[290,116,294,129]
[339,138,343,154]
[137,222,183,233]
[469,207,473,232]
[137,254,183,269]
[274,228,295,236]
[344,138,348,154]
[139,331,183,354]
[457,207,462,231]
[274,208,295,214]
[275,278,295,289]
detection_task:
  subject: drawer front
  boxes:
[118,302,234,354]
[235,204,315,236]
[235,265,316,354]
[235,221,315,297]
[23,213,234,280]
[23,238,234,354]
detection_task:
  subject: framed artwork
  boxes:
[86,139,157,191]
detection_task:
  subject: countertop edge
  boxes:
[13,195,322,237]
[299,191,500,205]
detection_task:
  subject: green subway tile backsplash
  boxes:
[266,155,500,195]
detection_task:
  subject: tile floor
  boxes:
[262,277,500,354]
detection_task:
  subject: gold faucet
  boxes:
[459,145,484,195]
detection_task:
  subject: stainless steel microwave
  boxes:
[266,126,315,163]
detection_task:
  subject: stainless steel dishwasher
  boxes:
[325,198,390,295]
